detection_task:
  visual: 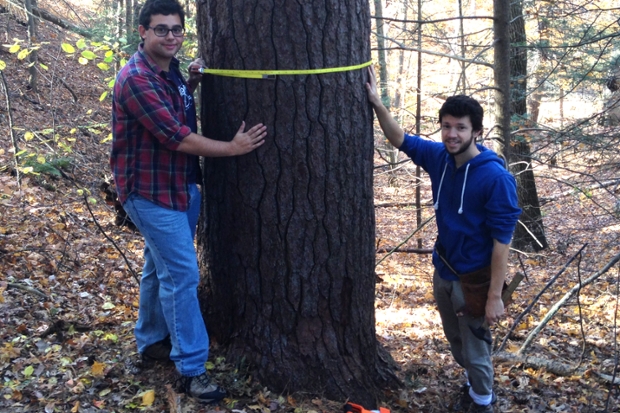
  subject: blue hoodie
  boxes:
[400,134,521,281]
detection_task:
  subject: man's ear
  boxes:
[138,25,146,40]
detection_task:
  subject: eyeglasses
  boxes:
[146,25,185,37]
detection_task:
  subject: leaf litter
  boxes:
[2,2,620,412]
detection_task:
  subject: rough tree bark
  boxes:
[196,0,398,406]
[508,0,548,251]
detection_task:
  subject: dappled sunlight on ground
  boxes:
[376,305,442,341]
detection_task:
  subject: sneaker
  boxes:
[142,336,172,362]
[453,384,496,411]
[467,401,494,413]
[181,372,226,403]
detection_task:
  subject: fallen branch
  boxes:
[494,352,620,384]
[375,247,433,254]
[518,247,620,354]
[496,244,588,353]
[82,194,140,285]
[7,282,47,299]
[375,201,420,208]
[376,215,434,267]
[2,0,91,37]
[33,6,90,38]
[539,178,620,205]
[494,352,582,377]
[595,371,620,385]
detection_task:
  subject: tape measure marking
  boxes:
[199,60,373,79]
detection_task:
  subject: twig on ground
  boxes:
[375,247,433,254]
[82,195,140,284]
[7,282,47,299]
[518,245,620,354]
[376,215,434,267]
[496,243,588,353]
[495,351,620,385]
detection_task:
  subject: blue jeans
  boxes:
[123,184,208,377]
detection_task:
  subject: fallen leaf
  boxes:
[91,361,105,376]
[141,389,155,406]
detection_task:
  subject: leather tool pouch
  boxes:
[459,266,493,318]
[435,242,504,318]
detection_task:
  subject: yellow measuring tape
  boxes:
[199,60,373,79]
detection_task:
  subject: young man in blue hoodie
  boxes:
[366,67,521,413]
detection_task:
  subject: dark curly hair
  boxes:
[438,95,484,133]
[138,0,185,29]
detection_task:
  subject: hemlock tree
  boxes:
[508,0,548,251]
[195,0,399,405]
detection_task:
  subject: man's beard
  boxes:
[449,133,476,156]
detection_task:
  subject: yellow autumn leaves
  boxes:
[4,37,120,102]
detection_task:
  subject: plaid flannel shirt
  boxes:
[110,44,199,211]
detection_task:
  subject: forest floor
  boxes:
[2,1,620,412]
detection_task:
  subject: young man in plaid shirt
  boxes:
[110,0,266,402]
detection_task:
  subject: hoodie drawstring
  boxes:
[434,162,470,214]
[433,163,448,211]
[458,163,470,214]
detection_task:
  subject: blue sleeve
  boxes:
[399,133,445,173]
[485,172,522,244]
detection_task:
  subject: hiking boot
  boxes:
[142,336,172,362]
[453,384,496,411]
[181,372,226,403]
[467,401,494,413]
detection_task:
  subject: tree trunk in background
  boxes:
[124,0,132,41]
[115,0,122,38]
[196,0,398,405]
[508,0,548,251]
[415,0,423,248]
[184,0,191,19]
[492,0,511,162]
[373,0,398,176]
[456,0,466,93]
[373,0,390,109]
[25,0,37,93]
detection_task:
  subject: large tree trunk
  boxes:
[196,0,398,406]
[508,0,548,251]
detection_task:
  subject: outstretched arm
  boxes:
[177,122,267,157]
[365,66,405,148]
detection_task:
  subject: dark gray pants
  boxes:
[433,270,494,398]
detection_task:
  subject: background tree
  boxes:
[372,0,399,175]
[196,0,398,405]
[25,0,37,93]
[507,0,548,251]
